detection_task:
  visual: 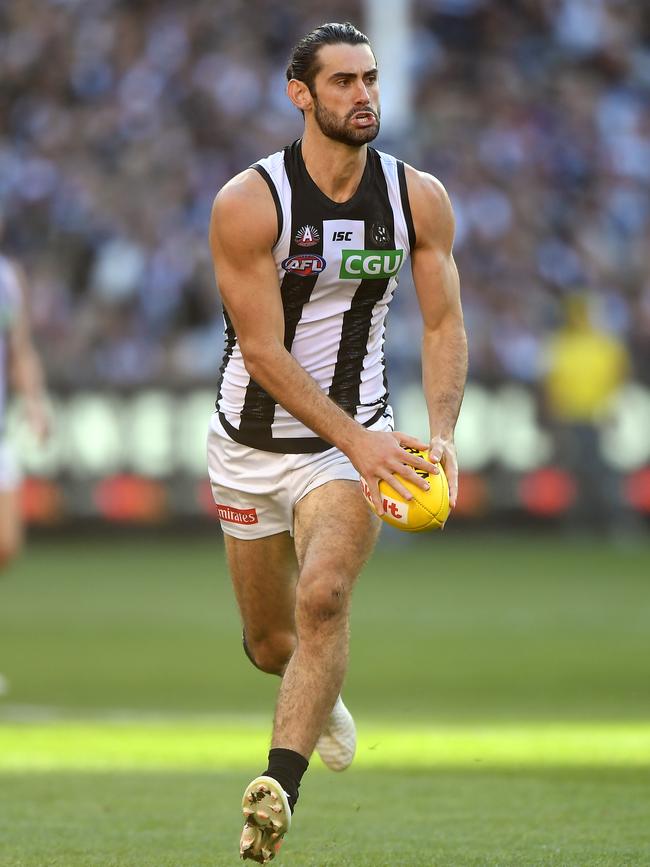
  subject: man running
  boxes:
[208,22,467,863]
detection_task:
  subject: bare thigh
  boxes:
[224,531,298,645]
[293,479,380,604]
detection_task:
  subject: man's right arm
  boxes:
[209,170,433,513]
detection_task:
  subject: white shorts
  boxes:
[0,439,20,492]
[207,409,393,539]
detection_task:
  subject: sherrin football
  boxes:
[360,447,450,532]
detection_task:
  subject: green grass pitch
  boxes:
[1,531,649,865]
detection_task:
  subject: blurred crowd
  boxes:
[1,0,649,390]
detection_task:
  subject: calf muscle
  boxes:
[225,532,298,674]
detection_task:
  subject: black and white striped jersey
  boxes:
[216,139,416,453]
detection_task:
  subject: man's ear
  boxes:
[287,79,313,113]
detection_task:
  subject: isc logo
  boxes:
[340,249,404,279]
[281,254,326,277]
[332,231,353,241]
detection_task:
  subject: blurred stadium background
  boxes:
[2,3,650,865]
[2,0,650,529]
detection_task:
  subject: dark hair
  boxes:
[286,22,373,93]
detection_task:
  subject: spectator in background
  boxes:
[542,293,630,530]
[0,0,647,549]
[0,0,647,391]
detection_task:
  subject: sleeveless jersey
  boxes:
[216,139,416,453]
[0,256,22,428]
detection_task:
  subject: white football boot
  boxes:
[315,695,356,772]
[240,776,291,863]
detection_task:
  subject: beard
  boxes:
[313,98,380,147]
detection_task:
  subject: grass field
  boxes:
[1,531,649,865]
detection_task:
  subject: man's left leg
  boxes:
[273,479,379,756]
[240,479,379,863]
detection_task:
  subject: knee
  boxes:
[243,630,296,675]
[297,577,349,627]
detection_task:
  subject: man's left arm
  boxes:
[406,166,468,507]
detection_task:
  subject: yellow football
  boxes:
[360,447,450,532]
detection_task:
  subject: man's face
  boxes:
[309,43,381,147]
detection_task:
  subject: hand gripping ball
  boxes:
[360,447,450,532]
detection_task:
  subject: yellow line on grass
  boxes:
[1,720,649,771]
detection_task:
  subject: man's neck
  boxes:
[300,129,368,204]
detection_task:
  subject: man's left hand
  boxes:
[429,434,458,508]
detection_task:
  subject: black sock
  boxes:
[263,748,309,813]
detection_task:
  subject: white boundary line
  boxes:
[0,703,271,725]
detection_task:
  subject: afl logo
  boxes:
[295,225,320,247]
[281,254,326,277]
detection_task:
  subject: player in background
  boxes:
[0,249,49,697]
[208,23,467,863]
[0,252,49,570]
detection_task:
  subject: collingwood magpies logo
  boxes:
[295,225,320,247]
[371,223,390,247]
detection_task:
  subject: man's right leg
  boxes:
[224,531,298,676]
[224,531,298,863]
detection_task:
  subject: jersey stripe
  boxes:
[251,163,283,246]
[236,271,321,439]
[328,151,395,415]
[214,308,237,411]
[397,161,416,250]
[219,403,387,453]
[327,280,391,414]
[237,146,324,443]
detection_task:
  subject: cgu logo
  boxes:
[340,249,404,279]
[281,254,326,277]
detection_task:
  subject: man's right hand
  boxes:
[348,429,439,516]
